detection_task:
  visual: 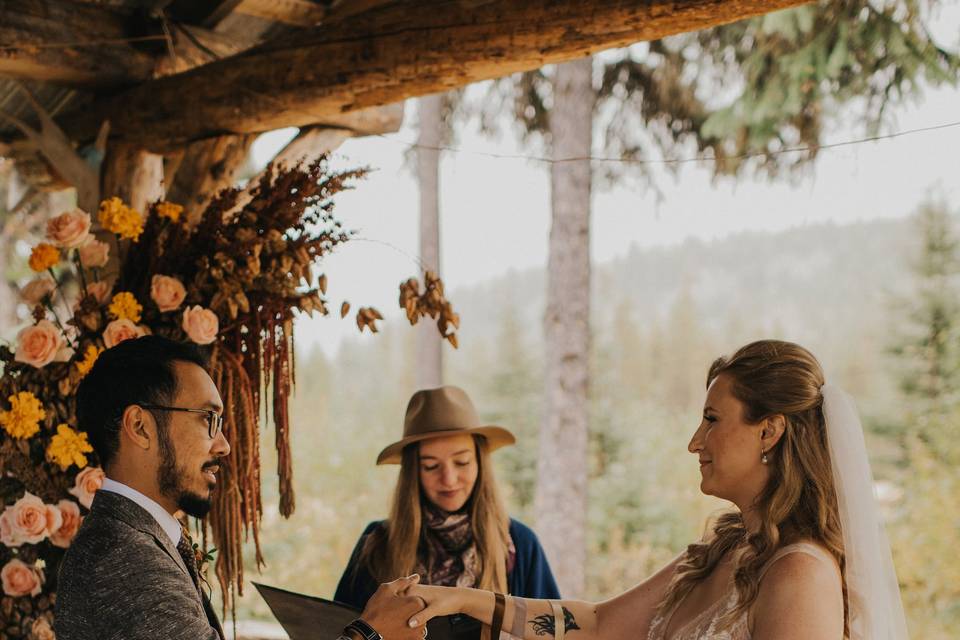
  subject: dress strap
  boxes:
[759,542,837,580]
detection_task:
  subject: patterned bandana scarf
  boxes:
[413,502,517,588]
[414,502,480,588]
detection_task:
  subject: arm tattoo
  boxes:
[530,607,580,636]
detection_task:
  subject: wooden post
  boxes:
[165,134,258,226]
[416,94,444,388]
[98,143,164,281]
[102,144,164,214]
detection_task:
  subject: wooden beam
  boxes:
[0,0,156,87]
[0,0,257,87]
[269,126,351,170]
[233,0,326,26]
[69,0,813,151]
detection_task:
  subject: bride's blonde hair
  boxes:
[658,340,849,634]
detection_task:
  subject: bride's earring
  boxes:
[761,448,769,464]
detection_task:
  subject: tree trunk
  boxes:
[416,94,444,389]
[535,57,594,598]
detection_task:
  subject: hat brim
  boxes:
[376,426,516,465]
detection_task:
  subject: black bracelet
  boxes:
[344,619,383,640]
[491,593,506,639]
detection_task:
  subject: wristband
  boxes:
[491,592,505,639]
[344,618,383,640]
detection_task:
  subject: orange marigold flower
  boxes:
[75,345,104,378]
[0,391,46,440]
[46,424,93,471]
[108,292,143,323]
[28,244,60,272]
[98,197,144,242]
[155,202,184,223]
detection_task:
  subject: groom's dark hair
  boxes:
[76,335,209,468]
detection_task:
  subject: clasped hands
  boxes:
[358,575,465,640]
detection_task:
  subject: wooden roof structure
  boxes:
[1,0,810,216]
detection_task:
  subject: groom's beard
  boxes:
[157,429,214,519]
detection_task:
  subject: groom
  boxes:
[56,335,424,640]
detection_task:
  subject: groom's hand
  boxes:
[358,575,427,639]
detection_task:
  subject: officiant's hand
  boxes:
[358,575,427,640]
[402,584,463,626]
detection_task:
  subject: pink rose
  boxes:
[78,238,110,268]
[15,320,66,369]
[182,306,219,345]
[20,277,56,305]
[102,319,146,349]
[68,466,105,509]
[150,275,187,312]
[49,499,82,548]
[31,617,55,640]
[1,559,43,597]
[0,492,61,547]
[46,208,92,249]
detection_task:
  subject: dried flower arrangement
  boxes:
[0,155,459,635]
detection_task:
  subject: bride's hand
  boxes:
[402,583,463,628]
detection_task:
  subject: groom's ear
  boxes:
[120,405,154,452]
[761,414,787,448]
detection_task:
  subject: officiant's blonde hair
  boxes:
[659,340,849,635]
[358,435,512,592]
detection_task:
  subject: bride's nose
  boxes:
[688,423,706,454]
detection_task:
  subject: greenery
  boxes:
[221,209,958,636]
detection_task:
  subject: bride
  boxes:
[401,340,909,639]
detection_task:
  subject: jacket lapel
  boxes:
[89,491,193,586]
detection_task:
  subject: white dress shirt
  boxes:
[100,478,183,547]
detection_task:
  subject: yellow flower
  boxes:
[155,202,184,223]
[108,292,143,323]
[46,424,93,471]
[0,391,47,440]
[28,243,60,272]
[98,197,144,242]
[75,345,104,378]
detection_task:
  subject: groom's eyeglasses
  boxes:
[139,405,224,440]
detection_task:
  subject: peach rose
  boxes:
[20,277,56,305]
[68,466,105,509]
[49,499,82,548]
[150,275,187,312]
[78,238,110,269]
[46,208,92,249]
[1,559,43,597]
[15,320,66,369]
[0,492,61,547]
[102,318,146,349]
[31,617,55,640]
[182,306,219,345]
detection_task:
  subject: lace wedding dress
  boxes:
[646,542,836,640]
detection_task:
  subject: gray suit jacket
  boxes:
[55,489,224,640]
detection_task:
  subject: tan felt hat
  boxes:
[376,385,516,465]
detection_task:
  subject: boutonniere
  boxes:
[192,543,217,592]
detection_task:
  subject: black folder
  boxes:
[253,582,482,640]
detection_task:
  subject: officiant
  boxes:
[335,386,560,607]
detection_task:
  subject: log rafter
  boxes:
[58,0,813,152]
